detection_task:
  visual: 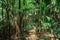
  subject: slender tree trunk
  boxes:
[11,0,22,40]
[6,4,11,40]
[18,0,25,40]
[2,0,4,25]
[2,1,3,19]
[14,13,21,40]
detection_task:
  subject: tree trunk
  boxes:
[2,1,3,19]
[12,10,21,40]
[14,14,21,40]
[6,0,11,40]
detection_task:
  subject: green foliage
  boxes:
[41,21,51,29]
[24,0,35,10]
[22,33,27,40]
[53,29,60,34]
[39,37,49,40]
[24,23,35,30]
[41,1,46,9]
[36,27,41,31]
[0,0,60,39]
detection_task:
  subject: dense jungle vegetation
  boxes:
[0,0,60,40]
